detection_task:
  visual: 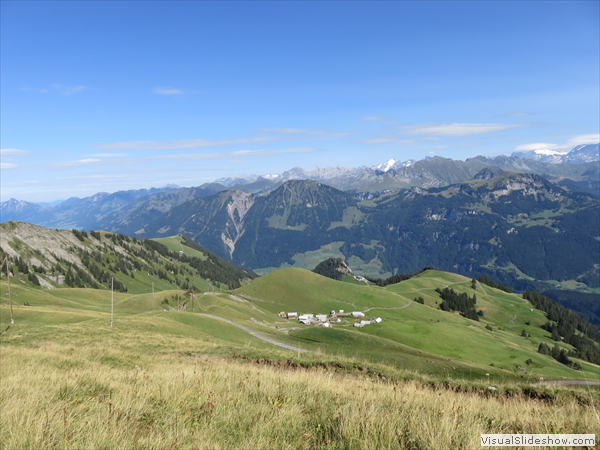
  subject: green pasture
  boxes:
[1,265,598,383]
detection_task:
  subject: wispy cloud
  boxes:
[89,153,129,158]
[362,116,384,122]
[513,143,559,152]
[401,123,526,137]
[52,84,86,95]
[152,86,184,96]
[261,128,311,135]
[231,148,317,156]
[0,148,31,156]
[0,163,17,170]
[259,128,353,141]
[564,134,599,148]
[20,84,87,95]
[358,136,439,145]
[150,153,223,161]
[513,134,599,154]
[54,158,103,168]
[96,136,277,150]
[495,111,534,118]
[151,147,317,161]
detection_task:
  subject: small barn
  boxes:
[352,311,365,318]
[287,312,298,319]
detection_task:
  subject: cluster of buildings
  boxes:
[278,310,382,328]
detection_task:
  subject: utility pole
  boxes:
[110,277,114,327]
[152,282,155,317]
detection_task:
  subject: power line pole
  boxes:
[110,277,114,327]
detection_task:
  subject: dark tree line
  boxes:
[477,274,513,293]
[538,342,583,370]
[312,258,344,281]
[435,287,480,321]
[524,290,600,365]
[365,267,435,287]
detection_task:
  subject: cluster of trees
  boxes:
[312,257,435,287]
[477,274,513,293]
[313,258,344,281]
[524,291,600,365]
[538,342,583,370]
[71,229,88,242]
[365,267,435,287]
[27,272,40,285]
[366,272,413,287]
[435,287,481,321]
[543,289,600,328]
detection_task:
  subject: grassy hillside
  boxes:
[0,223,255,295]
[234,269,599,382]
[1,264,599,448]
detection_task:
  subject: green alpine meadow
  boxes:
[1,225,599,448]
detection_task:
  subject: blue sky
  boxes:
[1,1,598,202]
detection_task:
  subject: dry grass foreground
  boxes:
[2,341,599,450]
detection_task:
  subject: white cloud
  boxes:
[0,148,31,156]
[89,153,128,158]
[402,123,525,136]
[259,128,353,141]
[513,143,559,152]
[231,148,317,156]
[515,135,600,153]
[0,163,17,170]
[261,128,309,134]
[362,116,384,122]
[361,138,396,144]
[153,87,184,95]
[51,84,86,95]
[496,111,532,118]
[54,158,103,168]
[564,134,600,148]
[151,153,223,161]
[96,136,278,150]
[151,147,317,161]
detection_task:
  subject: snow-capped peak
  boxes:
[373,158,397,173]
[262,173,280,180]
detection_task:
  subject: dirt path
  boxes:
[533,380,600,386]
[363,299,413,313]
[476,280,488,295]
[199,313,308,353]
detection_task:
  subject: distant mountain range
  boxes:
[3,145,598,229]
[511,143,599,164]
[130,171,599,293]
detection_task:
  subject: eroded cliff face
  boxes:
[221,191,255,259]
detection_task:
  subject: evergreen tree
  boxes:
[538,342,550,355]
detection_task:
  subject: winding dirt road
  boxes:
[200,313,308,352]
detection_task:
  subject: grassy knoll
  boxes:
[235,268,599,382]
[236,267,409,315]
[153,235,208,260]
[2,271,600,449]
